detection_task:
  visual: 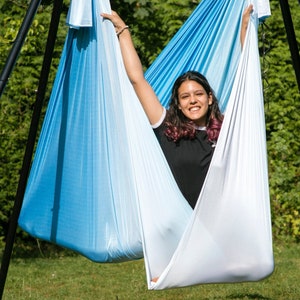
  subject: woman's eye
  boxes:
[180,95,189,99]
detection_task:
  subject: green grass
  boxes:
[2,243,299,299]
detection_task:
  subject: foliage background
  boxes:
[0,0,299,255]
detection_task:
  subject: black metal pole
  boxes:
[279,0,300,92]
[0,0,42,98]
[0,0,63,297]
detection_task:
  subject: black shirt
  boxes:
[154,123,215,208]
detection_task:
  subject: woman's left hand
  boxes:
[240,4,254,48]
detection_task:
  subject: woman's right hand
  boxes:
[101,11,127,35]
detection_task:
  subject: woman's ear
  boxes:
[176,99,182,110]
[208,93,213,105]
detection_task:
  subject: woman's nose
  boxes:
[190,96,197,103]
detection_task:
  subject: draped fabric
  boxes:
[146,10,274,290]
[18,0,274,288]
[66,0,92,28]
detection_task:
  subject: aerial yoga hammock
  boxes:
[18,0,274,290]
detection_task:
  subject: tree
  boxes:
[261,0,300,242]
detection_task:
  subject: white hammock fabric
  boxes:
[18,0,274,289]
[146,12,274,290]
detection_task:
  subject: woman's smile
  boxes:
[178,80,212,126]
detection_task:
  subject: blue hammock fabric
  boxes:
[19,0,274,287]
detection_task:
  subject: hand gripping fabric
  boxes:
[18,0,274,287]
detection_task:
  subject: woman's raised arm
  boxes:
[240,4,253,48]
[101,11,164,125]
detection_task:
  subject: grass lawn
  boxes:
[2,242,299,299]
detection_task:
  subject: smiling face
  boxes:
[177,80,213,126]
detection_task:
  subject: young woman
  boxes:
[101,5,253,208]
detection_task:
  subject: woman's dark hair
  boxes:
[164,71,223,143]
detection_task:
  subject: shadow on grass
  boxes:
[11,237,78,259]
[226,293,272,299]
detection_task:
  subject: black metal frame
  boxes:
[0,0,63,297]
[279,0,300,92]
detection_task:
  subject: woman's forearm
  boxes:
[101,11,164,125]
[117,28,145,84]
[240,4,253,48]
[101,12,144,83]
